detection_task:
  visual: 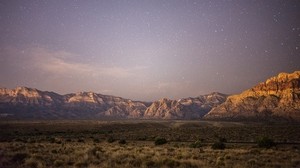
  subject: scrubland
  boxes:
[0,120,300,167]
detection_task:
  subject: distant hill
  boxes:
[0,87,227,119]
[204,71,300,121]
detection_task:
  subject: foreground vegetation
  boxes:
[0,120,300,167]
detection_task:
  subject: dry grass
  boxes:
[1,141,300,167]
[0,120,300,167]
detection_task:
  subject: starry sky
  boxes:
[0,0,300,101]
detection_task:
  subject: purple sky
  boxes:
[0,0,300,101]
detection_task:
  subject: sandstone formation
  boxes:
[144,92,228,119]
[0,87,147,119]
[204,71,300,121]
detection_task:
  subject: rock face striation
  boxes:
[0,87,227,119]
[144,92,228,119]
[204,71,300,121]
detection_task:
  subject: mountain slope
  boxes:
[204,71,300,121]
[0,87,148,119]
[0,87,63,106]
[144,92,228,119]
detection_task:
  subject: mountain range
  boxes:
[0,87,226,119]
[1,71,300,121]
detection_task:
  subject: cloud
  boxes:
[25,47,143,78]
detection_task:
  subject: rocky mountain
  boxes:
[0,87,148,119]
[0,87,63,106]
[204,71,300,121]
[0,87,228,119]
[144,92,228,119]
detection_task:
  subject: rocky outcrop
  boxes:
[144,92,228,119]
[0,87,147,119]
[204,71,300,121]
[0,87,63,106]
[64,92,147,118]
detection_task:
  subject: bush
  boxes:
[154,137,167,145]
[48,137,56,143]
[189,140,202,148]
[77,138,85,143]
[66,138,72,142]
[54,159,64,167]
[107,136,115,143]
[118,139,126,144]
[24,158,43,168]
[162,158,180,167]
[219,137,227,143]
[257,137,276,148]
[211,141,225,150]
[11,153,29,163]
[93,138,100,143]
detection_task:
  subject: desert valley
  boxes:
[1,71,300,167]
[1,0,300,167]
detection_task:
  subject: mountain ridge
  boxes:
[2,71,300,121]
[0,86,226,119]
[204,71,300,121]
[144,92,228,119]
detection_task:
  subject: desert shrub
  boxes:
[211,141,225,150]
[54,159,64,167]
[181,161,198,168]
[77,138,85,143]
[189,140,202,148]
[28,138,36,143]
[66,138,72,142]
[51,149,58,154]
[93,138,100,143]
[67,160,75,166]
[173,143,180,148]
[24,158,43,168]
[118,139,126,144]
[129,158,142,167]
[162,158,180,167]
[216,156,225,166]
[88,147,98,156]
[257,137,276,148]
[14,138,23,142]
[107,136,115,143]
[88,146,104,160]
[145,160,156,167]
[137,136,147,141]
[154,137,167,145]
[218,137,227,143]
[292,159,300,167]
[48,137,56,143]
[11,152,29,163]
[55,140,62,144]
[247,159,257,167]
[75,161,88,168]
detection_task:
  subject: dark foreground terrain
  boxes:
[1,120,300,167]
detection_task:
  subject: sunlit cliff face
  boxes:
[205,71,300,120]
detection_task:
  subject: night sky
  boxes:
[0,0,300,101]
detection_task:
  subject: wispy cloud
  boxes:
[26,47,145,78]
